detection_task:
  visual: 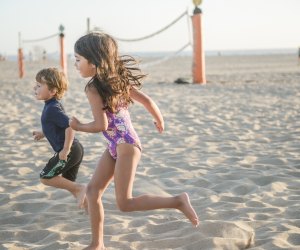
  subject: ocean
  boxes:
[2,48,298,62]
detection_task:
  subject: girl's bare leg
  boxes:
[114,144,199,226]
[40,176,86,208]
[83,150,115,250]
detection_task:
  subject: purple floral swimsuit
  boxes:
[102,105,141,159]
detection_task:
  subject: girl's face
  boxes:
[74,53,96,78]
[33,82,56,101]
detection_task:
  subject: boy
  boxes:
[33,68,86,208]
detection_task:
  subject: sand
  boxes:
[0,53,299,249]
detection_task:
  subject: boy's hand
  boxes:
[32,131,44,141]
[59,148,69,161]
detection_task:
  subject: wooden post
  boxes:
[18,32,24,78]
[87,18,90,34]
[18,48,24,78]
[59,25,67,76]
[298,47,300,66]
[192,4,206,84]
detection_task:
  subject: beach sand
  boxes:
[0,53,299,249]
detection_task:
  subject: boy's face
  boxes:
[33,81,56,101]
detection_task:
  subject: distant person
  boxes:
[33,68,86,208]
[70,32,199,250]
[42,50,47,62]
[29,51,33,62]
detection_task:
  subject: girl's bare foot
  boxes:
[177,192,199,227]
[83,244,106,250]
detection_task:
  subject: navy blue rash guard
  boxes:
[41,98,75,153]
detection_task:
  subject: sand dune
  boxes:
[0,53,299,249]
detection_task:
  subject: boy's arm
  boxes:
[130,87,164,133]
[59,126,74,161]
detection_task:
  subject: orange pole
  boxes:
[59,33,67,76]
[18,32,24,78]
[192,7,206,84]
[298,47,300,66]
[18,48,24,78]
[59,26,67,76]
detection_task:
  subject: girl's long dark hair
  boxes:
[74,32,146,113]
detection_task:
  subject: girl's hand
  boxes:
[154,120,164,134]
[32,131,44,141]
[69,116,81,131]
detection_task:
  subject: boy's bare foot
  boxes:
[74,185,88,212]
[177,193,199,227]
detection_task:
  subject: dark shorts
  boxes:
[40,141,84,182]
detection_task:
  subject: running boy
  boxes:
[33,67,85,208]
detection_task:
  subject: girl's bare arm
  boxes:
[70,87,108,133]
[130,87,164,133]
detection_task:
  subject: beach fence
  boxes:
[89,0,206,84]
[18,25,67,78]
[17,1,205,83]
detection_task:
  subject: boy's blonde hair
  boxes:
[35,68,68,99]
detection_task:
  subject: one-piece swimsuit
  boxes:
[102,105,141,159]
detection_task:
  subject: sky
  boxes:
[0,0,300,56]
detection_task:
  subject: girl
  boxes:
[70,32,199,250]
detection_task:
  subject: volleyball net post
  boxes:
[18,26,67,78]
[18,32,24,78]
[192,0,206,84]
[59,25,67,76]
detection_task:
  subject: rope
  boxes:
[23,33,59,43]
[114,10,188,42]
[140,42,191,68]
